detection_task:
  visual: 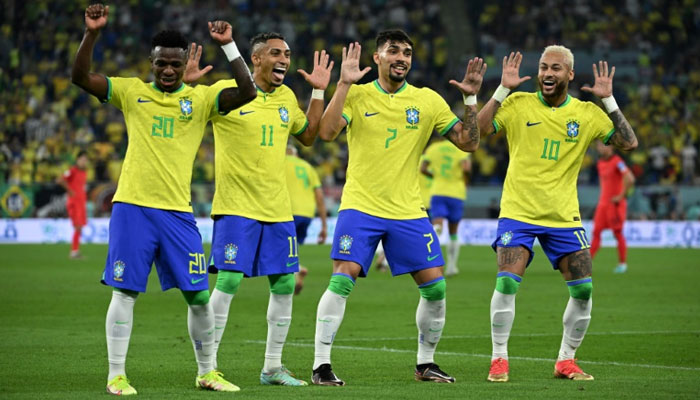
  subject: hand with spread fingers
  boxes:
[339,42,372,85]
[298,50,334,90]
[501,51,531,90]
[449,57,487,96]
[184,42,213,84]
[581,60,615,99]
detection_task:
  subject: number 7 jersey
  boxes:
[493,91,615,227]
[340,80,460,219]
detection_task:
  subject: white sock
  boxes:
[106,290,137,381]
[490,290,516,360]
[209,289,234,369]
[416,297,446,365]
[188,303,215,376]
[313,290,347,370]
[263,293,293,372]
[558,297,592,361]
[446,239,460,273]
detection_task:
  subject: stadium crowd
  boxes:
[0,0,698,217]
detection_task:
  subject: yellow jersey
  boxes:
[493,91,615,227]
[423,140,469,200]
[418,155,433,209]
[285,155,321,218]
[340,80,460,219]
[105,77,218,212]
[209,81,308,221]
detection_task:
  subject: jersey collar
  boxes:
[537,91,571,108]
[150,82,185,94]
[373,79,408,95]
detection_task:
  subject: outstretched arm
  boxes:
[295,50,334,146]
[581,61,638,151]
[318,42,371,142]
[446,57,487,152]
[207,21,257,113]
[71,4,110,100]
[476,52,531,136]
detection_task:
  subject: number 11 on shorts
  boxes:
[573,230,590,249]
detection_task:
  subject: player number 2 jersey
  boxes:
[423,140,469,200]
[493,92,615,227]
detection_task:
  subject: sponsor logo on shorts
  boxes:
[113,260,126,282]
[339,235,353,254]
[224,243,238,264]
[500,231,513,246]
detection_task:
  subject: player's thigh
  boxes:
[610,202,627,230]
[210,215,263,276]
[330,210,384,277]
[103,203,158,292]
[383,217,444,276]
[257,221,299,275]
[293,215,312,244]
[491,218,537,275]
[538,226,592,275]
[430,196,450,220]
[445,197,464,225]
[153,209,208,292]
[558,250,593,280]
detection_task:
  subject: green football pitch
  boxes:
[1,244,699,399]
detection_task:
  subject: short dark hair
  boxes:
[151,30,188,50]
[250,32,285,54]
[376,29,413,50]
[76,150,88,159]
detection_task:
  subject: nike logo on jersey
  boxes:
[286,261,298,267]
[364,112,380,117]
[239,110,255,115]
[427,254,439,261]
[137,98,152,103]
[526,121,542,127]
[191,277,206,284]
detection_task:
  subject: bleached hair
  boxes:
[541,45,574,70]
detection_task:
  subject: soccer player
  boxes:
[590,140,635,273]
[421,136,471,276]
[72,4,256,395]
[312,30,486,385]
[186,32,333,386]
[476,48,638,382]
[57,150,89,259]
[285,144,328,294]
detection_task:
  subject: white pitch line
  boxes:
[244,340,700,372]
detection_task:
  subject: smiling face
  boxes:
[374,40,412,83]
[150,46,187,92]
[252,38,290,90]
[538,51,574,104]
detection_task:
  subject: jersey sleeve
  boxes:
[105,77,140,110]
[589,103,615,144]
[614,156,629,173]
[208,79,238,119]
[492,93,518,133]
[341,85,357,126]
[290,95,309,136]
[429,91,460,136]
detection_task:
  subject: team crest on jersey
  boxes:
[339,235,353,254]
[179,97,193,121]
[405,106,420,129]
[113,260,126,282]
[565,119,580,143]
[224,243,238,264]
[500,231,513,246]
[279,106,290,123]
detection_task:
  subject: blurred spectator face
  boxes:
[596,140,614,159]
[374,41,412,83]
[538,52,573,100]
[252,39,291,88]
[76,154,89,169]
[149,47,187,92]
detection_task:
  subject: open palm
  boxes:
[298,50,334,90]
[501,51,530,90]
[581,61,614,98]
[339,42,371,85]
[183,43,213,84]
[449,57,487,95]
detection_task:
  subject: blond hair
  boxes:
[541,45,574,70]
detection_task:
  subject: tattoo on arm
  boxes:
[608,110,637,150]
[563,250,593,279]
[464,107,479,144]
[445,107,479,151]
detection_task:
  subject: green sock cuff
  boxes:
[567,279,593,300]
[418,278,446,301]
[182,289,210,305]
[268,273,295,295]
[215,270,244,295]
[328,273,355,297]
[450,234,458,241]
[495,272,521,295]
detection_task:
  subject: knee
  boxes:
[269,273,295,295]
[327,273,355,297]
[215,270,244,295]
[418,277,446,301]
[183,289,210,305]
[567,279,593,300]
[495,272,522,294]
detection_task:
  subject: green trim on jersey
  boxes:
[603,128,616,144]
[537,91,571,108]
[492,120,500,133]
[439,117,460,136]
[372,79,408,94]
[341,112,351,125]
[103,76,113,103]
[292,118,309,136]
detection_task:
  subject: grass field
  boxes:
[1,244,699,399]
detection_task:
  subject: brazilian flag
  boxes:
[0,184,34,217]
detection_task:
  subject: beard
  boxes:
[539,79,568,101]
[389,73,405,82]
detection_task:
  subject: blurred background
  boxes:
[1,0,699,221]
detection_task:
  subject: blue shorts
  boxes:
[491,218,591,269]
[331,209,444,277]
[209,215,299,277]
[101,203,208,293]
[430,195,464,223]
[293,215,312,244]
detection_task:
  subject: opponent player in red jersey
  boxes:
[58,151,89,259]
[590,140,635,273]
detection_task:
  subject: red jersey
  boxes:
[64,166,87,202]
[597,154,628,205]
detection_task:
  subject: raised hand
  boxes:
[501,51,530,90]
[298,50,334,90]
[183,43,213,84]
[85,3,109,32]
[449,57,487,96]
[339,42,371,85]
[208,21,232,45]
[581,61,615,98]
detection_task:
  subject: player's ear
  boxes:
[569,68,574,82]
[373,51,379,65]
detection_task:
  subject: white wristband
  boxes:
[221,41,240,62]
[601,96,619,113]
[463,94,477,106]
[311,89,325,100]
[492,84,511,103]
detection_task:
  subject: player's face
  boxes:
[150,47,188,92]
[76,155,88,169]
[374,41,412,82]
[252,39,291,88]
[596,140,614,158]
[538,52,574,100]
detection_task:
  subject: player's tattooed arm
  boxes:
[560,250,593,280]
[447,57,487,152]
[72,4,110,100]
[208,21,256,112]
[607,110,638,151]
